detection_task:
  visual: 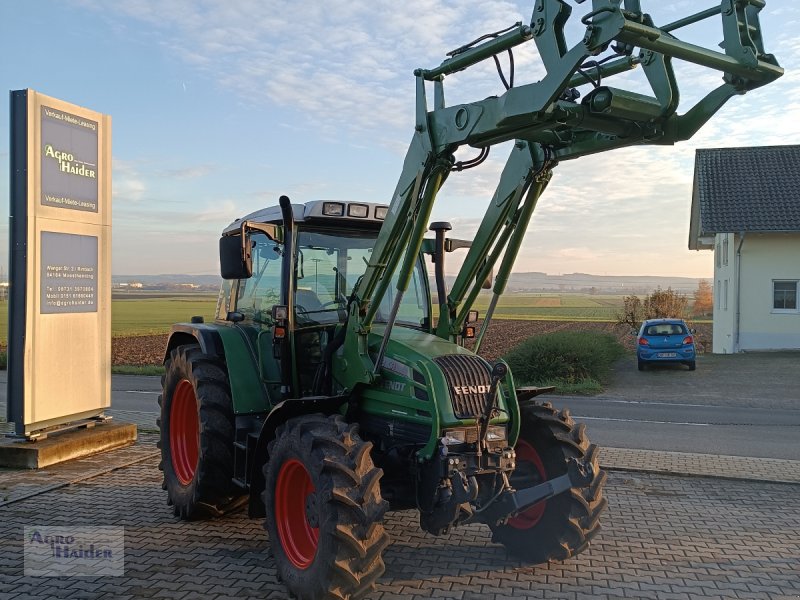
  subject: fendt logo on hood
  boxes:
[452,385,490,395]
[43,144,97,179]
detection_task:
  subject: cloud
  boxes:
[112,158,147,203]
[195,199,237,223]
[158,164,214,180]
[76,0,533,142]
[80,0,800,277]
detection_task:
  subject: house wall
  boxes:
[737,233,800,351]
[712,233,736,353]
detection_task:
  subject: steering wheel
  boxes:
[320,293,347,309]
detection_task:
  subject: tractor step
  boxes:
[233,432,260,490]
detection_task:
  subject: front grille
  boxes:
[433,354,492,419]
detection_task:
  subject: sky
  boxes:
[1,0,799,279]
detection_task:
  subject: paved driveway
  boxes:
[546,352,800,459]
[1,356,800,599]
[1,439,799,600]
[604,351,800,410]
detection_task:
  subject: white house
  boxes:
[689,145,800,353]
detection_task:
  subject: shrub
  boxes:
[618,286,689,331]
[503,331,625,388]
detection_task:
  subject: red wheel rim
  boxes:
[170,379,200,485]
[275,459,319,569]
[507,440,547,530]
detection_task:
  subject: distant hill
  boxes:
[504,272,703,294]
[444,272,705,295]
[113,272,707,296]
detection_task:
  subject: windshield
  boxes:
[295,228,429,329]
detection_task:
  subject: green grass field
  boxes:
[111,295,218,336]
[471,292,625,322]
[0,292,630,343]
[0,295,219,342]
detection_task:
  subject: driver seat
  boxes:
[295,288,323,312]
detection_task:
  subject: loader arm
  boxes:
[335,0,782,389]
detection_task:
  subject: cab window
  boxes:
[294,228,429,329]
[236,232,282,323]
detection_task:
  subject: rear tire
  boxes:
[637,359,645,371]
[687,360,696,371]
[264,414,390,600]
[489,402,607,564]
[158,344,241,520]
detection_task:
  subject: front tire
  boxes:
[264,414,390,600]
[158,344,240,520]
[489,402,607,564]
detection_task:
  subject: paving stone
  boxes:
[0,441,798,599]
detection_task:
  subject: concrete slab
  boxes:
[0,421,137,469]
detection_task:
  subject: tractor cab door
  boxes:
[231,231,285,405]
[292,229,370,395]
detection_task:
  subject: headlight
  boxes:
[322,202,345,216]
[347,203,369,218]
[486,425,507,442]
[441,429,467,445]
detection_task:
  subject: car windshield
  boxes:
[294,228,429,329]
[644,323,687,336]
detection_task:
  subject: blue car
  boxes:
[636,318,696,371]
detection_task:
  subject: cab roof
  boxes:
[222,200,389,234]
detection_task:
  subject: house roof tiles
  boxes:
[693,144,800,234]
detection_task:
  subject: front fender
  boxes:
[164,323,226,362]
[165,323,269,416]
[247,395,348,518]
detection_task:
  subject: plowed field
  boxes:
[112,321,712,365]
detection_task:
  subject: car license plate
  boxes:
[657,352,677,358]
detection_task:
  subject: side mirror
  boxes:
[219,234,252,280]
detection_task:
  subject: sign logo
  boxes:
[43,144,96,179]
[452,384,490,395]
[24,526,125,576]
[40,106,99,213]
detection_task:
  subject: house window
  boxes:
[724,279,728,311]
[773,280,798,312]
[722,236,729,266]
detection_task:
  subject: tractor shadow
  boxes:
[379,515,568,582]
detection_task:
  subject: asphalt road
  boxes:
[549,394,800,460]
[4,352,799,460]
[551,351,800,460]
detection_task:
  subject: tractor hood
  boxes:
[361,325,510,433]
[368,324,476,363]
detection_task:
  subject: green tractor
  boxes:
[158,2,781,598]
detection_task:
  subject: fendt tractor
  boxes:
[158,1,781,598]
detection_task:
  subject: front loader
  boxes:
[157,2,782,598]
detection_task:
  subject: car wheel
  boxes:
[637,359,645,371]
[687,360,696,371]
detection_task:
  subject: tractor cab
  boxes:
[217,199,432,400]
